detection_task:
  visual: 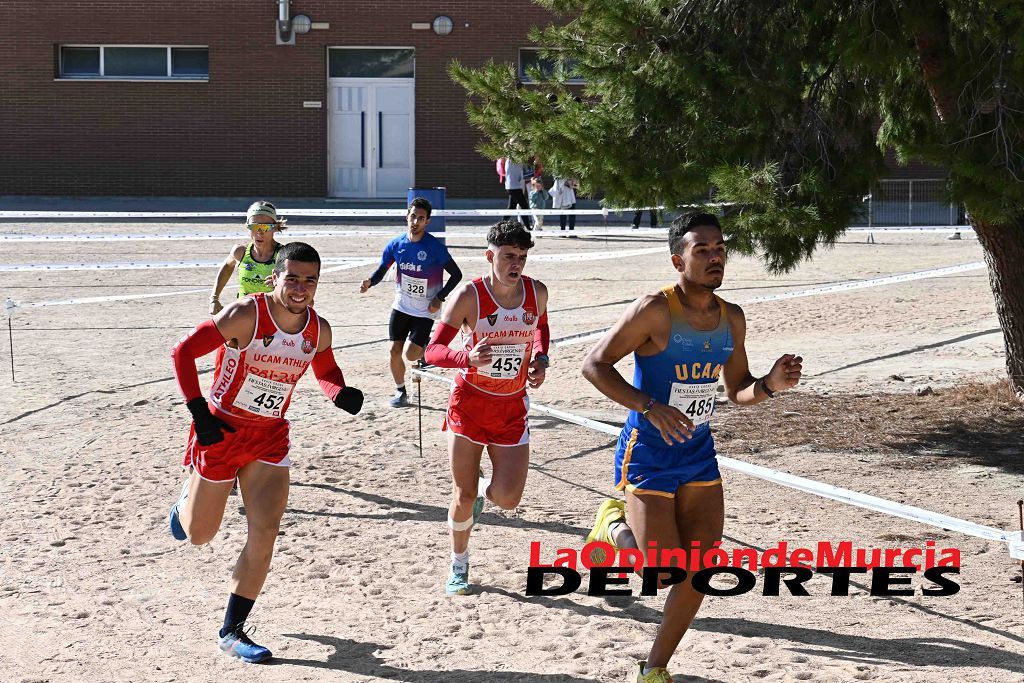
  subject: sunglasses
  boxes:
[248,223,276,233]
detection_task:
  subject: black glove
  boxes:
[187,398,236,446]
[334,386,364,415]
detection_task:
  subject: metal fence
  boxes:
[852,179,964,227]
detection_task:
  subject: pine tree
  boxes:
[451,0,1024,397]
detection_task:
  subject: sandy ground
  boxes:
[1,225,1022,682]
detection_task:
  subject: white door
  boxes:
[329,79,414,198]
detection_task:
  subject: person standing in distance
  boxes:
[582,213,802,683]
[359,197,463,407]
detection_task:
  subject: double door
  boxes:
[328,79,414,198]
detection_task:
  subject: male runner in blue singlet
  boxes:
[581,212,802,683]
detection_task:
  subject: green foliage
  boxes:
[451,0,1024,269]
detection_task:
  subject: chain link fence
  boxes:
[851,179,965,226]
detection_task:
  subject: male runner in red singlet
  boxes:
[168,242,364,663]
[424,219,551,595]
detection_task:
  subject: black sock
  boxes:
[219,593,256,637]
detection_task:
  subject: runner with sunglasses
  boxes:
[209,201,286,315]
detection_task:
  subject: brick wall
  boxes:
[0,1,555,197]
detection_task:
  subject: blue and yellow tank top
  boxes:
[624,285,735,450]
[237,244,279,297]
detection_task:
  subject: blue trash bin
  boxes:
[408,187,445,244]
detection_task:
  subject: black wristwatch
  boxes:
[760,376,776,398]
[535,354,550,368]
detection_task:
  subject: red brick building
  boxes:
[1,1,555,198]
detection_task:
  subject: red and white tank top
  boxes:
[209,293,319,423]
[458,276,539,397]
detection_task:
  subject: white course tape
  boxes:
[0,227,668,243]
[0,208,619,219]
[4,249,657,274]
[0,230,398,242]
[320,258,379,274]
[19,287,215,309]
[528,247,663,262]
[742,262,986,304]
[13,259,376,308]
[1,256,376,273]
[1,225,974,243]
[411,368,1020,555]
[554,261,988,347]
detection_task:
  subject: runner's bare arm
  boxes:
[209,244,245,314]
[212,296,258,350]
[582,294,694,445]
[311,317,363,414]
[721,303,803,404]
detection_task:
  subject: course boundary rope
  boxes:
[553,262,988,347]
[410,368,1024,559]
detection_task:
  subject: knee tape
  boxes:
[448,516,474,532]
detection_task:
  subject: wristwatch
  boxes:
[534,354,550,368]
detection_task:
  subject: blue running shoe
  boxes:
[169,477,189,541]
[218,624,272,663]
[446,560,471,596]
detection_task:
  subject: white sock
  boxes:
[396,385,406,393]
[608,520,628,545]
[478,475,492,503]
[451,551,469,570]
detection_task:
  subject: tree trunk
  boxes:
[970,217,1024,398]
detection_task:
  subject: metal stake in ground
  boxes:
[1018,499,1023,608]
[414,369,423,459]
[4,298,15,382]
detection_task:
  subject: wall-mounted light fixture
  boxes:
[292,14,312,34]
[432,15,454,36]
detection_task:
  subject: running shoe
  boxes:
[168,477,190,541]
[635,661,673,682]
[585,498,625,564]
[218,624,272,663]
[446,560,471,596]
[472,494,485,527]
[389,388,409,408]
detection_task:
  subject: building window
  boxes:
[328,48,415,78]
[519,48,583,84]
[58,46,209,80]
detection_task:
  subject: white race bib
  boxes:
[401,275,429,300]
[479,343,528,379]
[234,373,293,417]
[668,382,717,426]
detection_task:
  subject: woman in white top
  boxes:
[549,178,578,231]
